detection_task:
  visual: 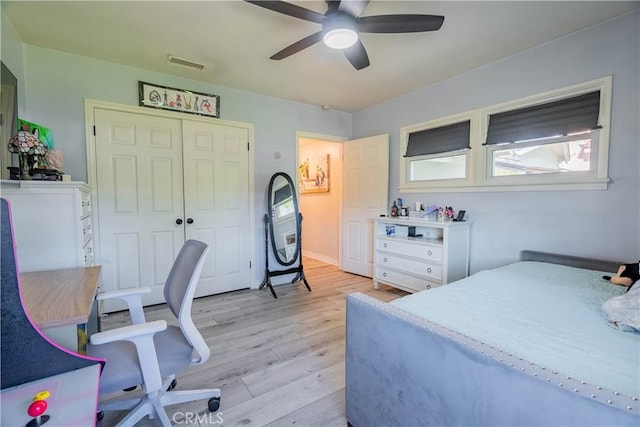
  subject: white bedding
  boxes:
[390,261,640,398]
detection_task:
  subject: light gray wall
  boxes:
[22,46,352,185]
[17,44,352,286]
[353,11,640,273]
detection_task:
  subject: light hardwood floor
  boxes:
[99,258,407,426]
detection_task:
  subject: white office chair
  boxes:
[88,240,220,426]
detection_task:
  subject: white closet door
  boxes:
[182,120,251,296]
[342,134,389,277]
[94,109,185,311]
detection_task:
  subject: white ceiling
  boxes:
[3,1,638,112]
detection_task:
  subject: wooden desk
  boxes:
[20,266,101,353]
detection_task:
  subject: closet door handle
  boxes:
[186,218,194,224]
[176,218,183,225]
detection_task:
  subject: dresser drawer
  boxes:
[81,191,91,218]
[376,252,442,281]
[83,243,94,266]
[375,267,441,292]
[376,238,443,262]
[81,217,92,246]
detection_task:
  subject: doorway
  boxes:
[296,132,389,276]
[297,133,344,267]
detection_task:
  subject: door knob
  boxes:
[176,218,183,225]
[186,218,194,224]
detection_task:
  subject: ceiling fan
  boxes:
[245,0,444,70]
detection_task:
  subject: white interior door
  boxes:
[342,134,389,277]
[94,109,185,311]
[182,120,251,296]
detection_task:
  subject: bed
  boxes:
[345,251,640,426]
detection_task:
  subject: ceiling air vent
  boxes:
[167,55,205,71]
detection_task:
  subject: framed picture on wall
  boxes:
[138,81,220,118]
[299,154,330,193]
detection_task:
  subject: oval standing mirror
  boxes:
[260,172,311,299]
[268,172,299,266]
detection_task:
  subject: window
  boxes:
[490,134,593,176]
[482,88,607,187]
[400,113,474,190]
[399,76,611,192]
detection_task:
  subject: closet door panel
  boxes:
[95,109,184,312]
[114,232,141,289]
[223,225,243,274]
[183,120,251,296]
[112,155,138,213]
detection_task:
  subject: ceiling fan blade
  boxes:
[339,0,370,17]
[343,40,370,70]
[270,31,324,60]
[244,1,324,24]
[358,14,444,33]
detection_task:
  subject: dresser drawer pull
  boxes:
[383,257,387,263]
[383,272,387,277]
[383,243,388,248]
[427,267,432,273]
[426,284,432,289]
[427,250,432,256]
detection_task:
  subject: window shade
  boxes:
[405,121,471,157]
[273,185,292,204]
[484,91,600,145]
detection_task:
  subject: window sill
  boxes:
[399,177,610,193]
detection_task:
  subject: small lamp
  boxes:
[8,131,47,180]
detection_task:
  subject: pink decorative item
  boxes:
[46,149,64,171]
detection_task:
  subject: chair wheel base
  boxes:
[168,379,178,391]
[96,411,104,422]
[208,397,221,412]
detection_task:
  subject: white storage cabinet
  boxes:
[0,180,94,271]
[373,218,470,293]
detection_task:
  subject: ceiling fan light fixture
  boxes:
[323,11,358,49]
[323,28,358,49]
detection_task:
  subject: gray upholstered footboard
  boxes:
[345,293,639,427]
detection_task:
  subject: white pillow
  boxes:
[602,282,640,332]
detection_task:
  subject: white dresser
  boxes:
[0,180,99,352]
[373,217,470,293]
[0,180,94,271]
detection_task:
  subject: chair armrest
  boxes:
[90,320,167,392]
[90,320,167,345]
[97,287,151,324]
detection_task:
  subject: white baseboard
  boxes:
[303,251,338,266]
